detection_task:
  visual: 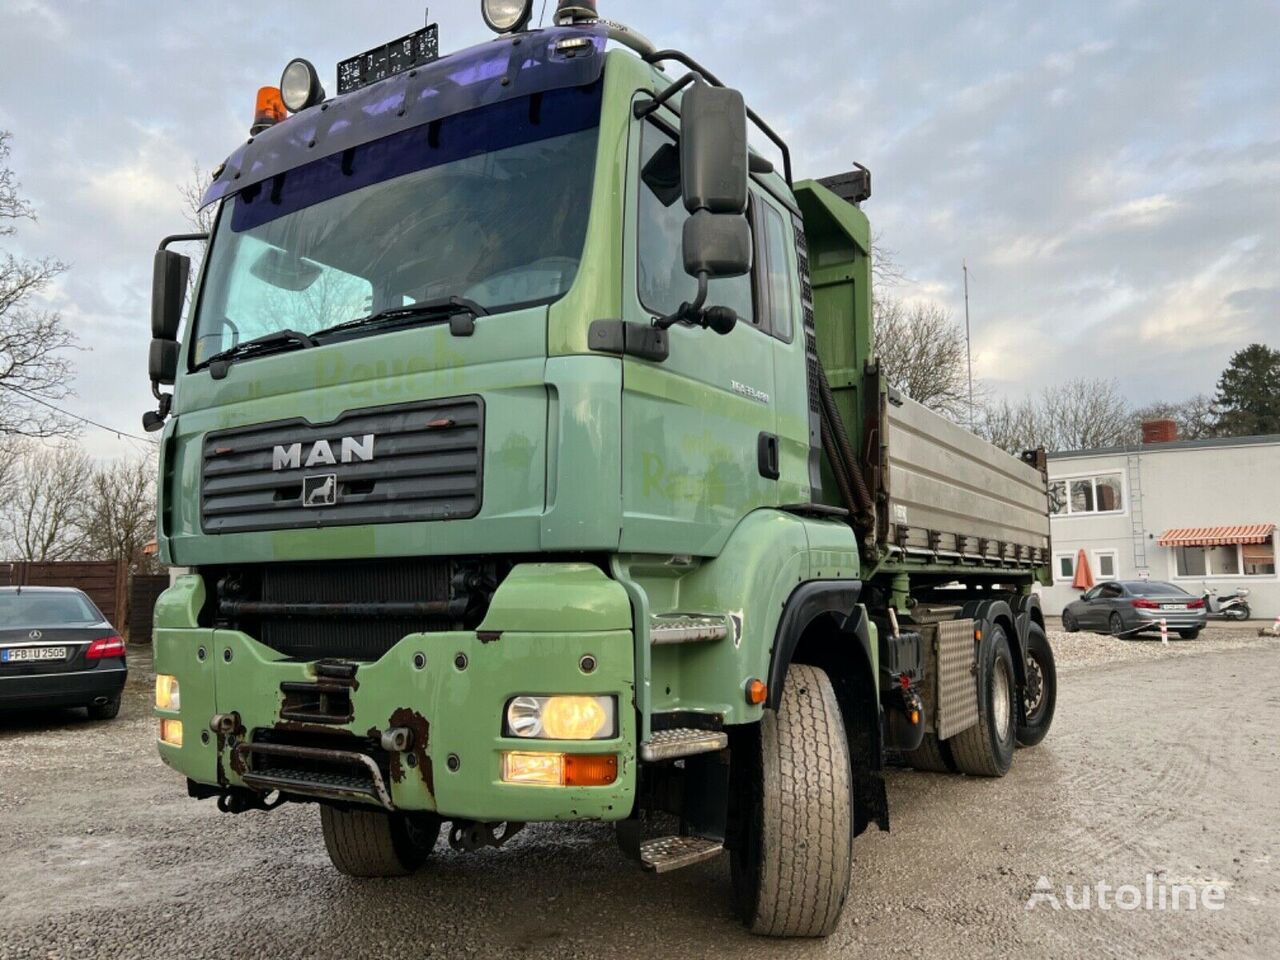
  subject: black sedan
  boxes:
[1062,580,1208,640]
[0,587,127,719]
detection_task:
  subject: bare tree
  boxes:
[81,453,158,567]
[873,297,977,422]
[0,441,94,561]
[1131,394,1217,442]
[0,131,77,438]
[978,378,1133,454]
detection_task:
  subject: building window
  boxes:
[1054,553,1076,581]
[1175,536,1276,578]
[1094,550,1118,579]
[1244,539,1277,576]
[1049,474,1124,517]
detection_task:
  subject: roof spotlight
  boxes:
[280,58,326,113]
[555,0,598,23]
[482,0,533,34]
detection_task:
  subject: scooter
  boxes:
[1201,585,1251,621]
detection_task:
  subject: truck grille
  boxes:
[201,397,484,534]
[248,559,456,661]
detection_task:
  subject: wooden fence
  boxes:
[128,575,171,644]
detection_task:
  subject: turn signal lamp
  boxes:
[502,751,618,786]
[505,695,616,740]
[155,674,181,712]
[159,719,184,747]
[252,86,287,135]
[746,679,768,705]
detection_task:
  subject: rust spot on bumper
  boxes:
[388,707,433,795]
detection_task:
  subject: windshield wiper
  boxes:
[203,329,319,380]
[314,296,490,341]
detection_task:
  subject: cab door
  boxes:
[618,108,778,557]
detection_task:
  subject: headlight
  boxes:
[280,58,326,113]
[505,695,616,740]
[482,0,533,33]
[155,674,181,712]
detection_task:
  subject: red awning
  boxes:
[1157,524,1276,547]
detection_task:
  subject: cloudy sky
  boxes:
[1,0,1276,459]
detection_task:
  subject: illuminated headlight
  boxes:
[159,719,184,747]
[505,695,616,740]
[155,674,181,712]
[482,0,533,33]
[280,58,326,113]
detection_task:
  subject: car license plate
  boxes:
[0,646,68,663]
[1162,603,1187,611]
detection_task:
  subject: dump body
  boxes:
[876,389,1051,562]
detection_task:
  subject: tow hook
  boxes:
[448,820,526,852]
[210,712,241,736]
[380,727,414,753]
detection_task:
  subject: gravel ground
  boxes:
[1,629,1277,959]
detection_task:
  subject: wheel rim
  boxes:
[993,657,1013,742]
[1110,614,1123,636]
[1024,655,1045,720]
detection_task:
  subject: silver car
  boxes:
[1062,580,1208,639]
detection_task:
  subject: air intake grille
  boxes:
[249,559,456,661]
[201,398,483,534]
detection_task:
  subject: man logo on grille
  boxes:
[303,474,338,507]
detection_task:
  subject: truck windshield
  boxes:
[191,84,602,366]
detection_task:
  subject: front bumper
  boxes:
[154,565,637,823]
[0,665,126,711]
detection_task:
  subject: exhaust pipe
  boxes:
[91,696,109,706]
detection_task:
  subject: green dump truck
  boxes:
[147,1,1056,937]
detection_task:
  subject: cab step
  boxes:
[639,727,728,762]
[649,615,731,646]
[640,835,724,873]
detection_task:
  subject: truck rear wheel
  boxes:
[730,663,852,938]
[320,806,441,877]
[1015,623,1056,747]
[949,626,1017,777]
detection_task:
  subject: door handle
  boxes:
[758,433,780,480]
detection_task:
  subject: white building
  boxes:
[1039,434,1280,620]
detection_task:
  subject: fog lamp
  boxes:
[155,674,181,712]
[280,58,326,113]
[482,0,533,33]
[159,719,184,747]
[504,695,616,740]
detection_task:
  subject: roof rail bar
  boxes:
[641,49,793,186]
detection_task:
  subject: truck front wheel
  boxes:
[729,663,852,938]
[948,626,1017,777]
[320,806,441,877]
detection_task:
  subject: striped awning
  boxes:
[1158,523,1276,547]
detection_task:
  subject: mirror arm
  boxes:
[633,72,699,120]
[653,272,709,330]
[144,383,172,433]
[159,232,208,252]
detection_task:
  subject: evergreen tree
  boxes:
[1213,344,1280,437]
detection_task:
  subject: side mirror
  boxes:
[680,82,748,215]
[152,249,191,340]
[149,339,180,386]
[683,210,751,278]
